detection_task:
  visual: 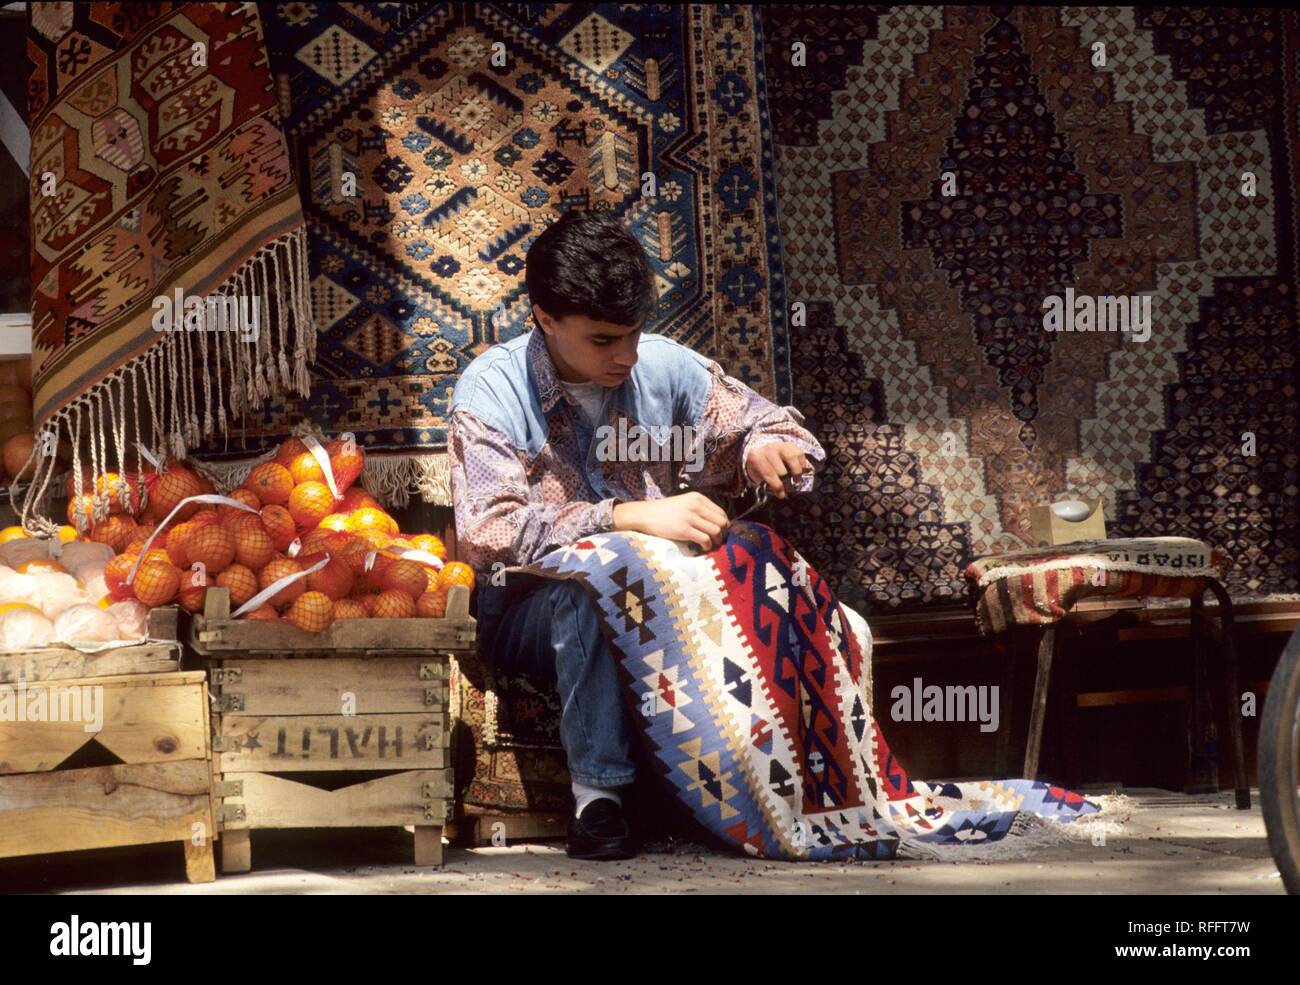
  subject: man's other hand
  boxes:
[613,493,730,552]
[745,441,808,499]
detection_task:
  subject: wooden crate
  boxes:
[188,585,473,873]
[0,607,180,684]
[446,811,569,846]
[190,587,475,653]
[0,670,216,883]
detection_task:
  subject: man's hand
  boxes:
[745,441,809,499]
[613,493,730,552]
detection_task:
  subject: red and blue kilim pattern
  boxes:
[523,521,1101,860]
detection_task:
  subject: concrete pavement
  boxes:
[0,788,1285,895]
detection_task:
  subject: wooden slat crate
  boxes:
[191,592,475,653]
[0,607,180,685]
[0,670,216,883]
[445,811,569,846]
[187,584,473,873]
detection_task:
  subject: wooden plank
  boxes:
[468,812,569,845]
[195,618,475,654]
[0,644,179,685]
[0,673,208,774]
[413,826,443,866]
[219,769,453,829]
[214,657,448,716]
[183,838,216,883]
[1076,680,1272,709]
[1187,595,1217,791]
[868,599,1300,649]
[1022,625,1055,780]
[1134,598,1300,621]
[196,620,476,652]
[868,605,975,646]
[1071,597,1145,613]
[192,587,475,654]
[1119,612,1300,640]
[219,828,251,873]
[0,761,213,859]
[216,714,447,772]
[147,605,179,642]
[1077,686,1187,708]
[445,584,470,620]
[9,670,207,687]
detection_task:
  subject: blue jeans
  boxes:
[481,578,637,788]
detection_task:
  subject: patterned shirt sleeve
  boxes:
[685,357,826,497]
[449,408,618,571]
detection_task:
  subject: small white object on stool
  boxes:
[1050,499,1091,522]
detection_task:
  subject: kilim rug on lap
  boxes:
[20,1,315,530]
[761,6,1300,612]
[515,522,1120,860]
[195,3,789,507]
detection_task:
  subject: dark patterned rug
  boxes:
[761,5,1300,612]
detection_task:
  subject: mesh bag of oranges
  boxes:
[82,435,475,634]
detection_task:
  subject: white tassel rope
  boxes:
[10,228,316,534]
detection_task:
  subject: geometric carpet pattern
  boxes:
[197,3,790,497]
[762,6,1300,611]
[518,521,1105,860]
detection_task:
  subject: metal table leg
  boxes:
[1186,594,1218,793]
[1206,579,1250,809]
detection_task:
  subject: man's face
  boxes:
[533,304,640,387]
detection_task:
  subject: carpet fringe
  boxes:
[894,793,1134,863]
[189,436,452,511]
[12,227,316,535]
[358,452,452,509]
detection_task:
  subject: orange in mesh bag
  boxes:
[286,591,334,633]
[244,462,294,506]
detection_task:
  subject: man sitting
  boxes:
[448,210,824,860]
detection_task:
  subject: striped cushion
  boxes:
[964,538,1229,635]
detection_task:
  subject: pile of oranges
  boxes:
[64,462,213,553]
[92,436,475,632]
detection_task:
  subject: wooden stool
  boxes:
[967,537,1249,810]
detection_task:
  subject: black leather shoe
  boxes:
[567,798,638,861]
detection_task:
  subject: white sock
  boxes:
[572,781,622,818]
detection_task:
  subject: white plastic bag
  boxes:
[106,600,150,641]
[0,607,56,650]
[0,567,42,609]
[33,570,87,620]
[82,575,109,605]
[53,603,120,644]
[57,541,116,584]
[0,538,56,570]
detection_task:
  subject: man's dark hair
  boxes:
[525,210,658,328]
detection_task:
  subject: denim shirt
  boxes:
[448,328,825,644]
